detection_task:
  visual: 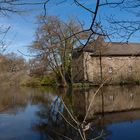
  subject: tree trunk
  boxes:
[59,70,68,87]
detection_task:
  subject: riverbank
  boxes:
[21,76,140,88]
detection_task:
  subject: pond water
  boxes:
[0,86,140,140]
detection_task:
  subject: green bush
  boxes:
[20,76,42,87]
[41,76,57,86]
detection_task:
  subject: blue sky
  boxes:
[2,0,140,59]
[1,2,42,59]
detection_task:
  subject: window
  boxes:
[108,57,112,60]
[109,67,113,74]
[128,66,132,73]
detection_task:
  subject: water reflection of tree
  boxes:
[34,94,79,140]
[0,87,28,114]
[33,88,110,140]
[0,86,112,139]
[0,87,53,114]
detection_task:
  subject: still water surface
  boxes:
[0,86,140,140]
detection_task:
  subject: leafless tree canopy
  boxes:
[1,0,140,55]
[44,0,140,43]
[29,16,84,86]
[0,0,51,54]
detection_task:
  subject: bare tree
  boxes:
[29,16,84,87]
[43,0,140,43]
[0,0,51,54]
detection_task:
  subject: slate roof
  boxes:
[75,42,140,56]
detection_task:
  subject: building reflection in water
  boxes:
[0,86,140,139]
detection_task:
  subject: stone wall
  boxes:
[72,52,84,82]
[83,52,140,84]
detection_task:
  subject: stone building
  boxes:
[72,41,140,85]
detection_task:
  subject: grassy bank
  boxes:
[20,75,59,87]
[21,76,140,88]
[3,73,140,88]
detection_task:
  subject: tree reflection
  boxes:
[0,86,115,140]
[33,88,110,140]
